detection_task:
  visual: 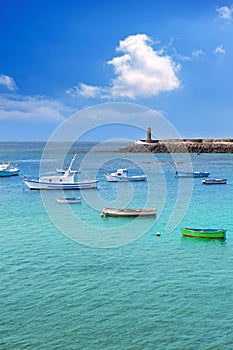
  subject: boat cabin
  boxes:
[39,173,75,183]
[115,169,128,177]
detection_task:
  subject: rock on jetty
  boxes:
[120,139,233,153]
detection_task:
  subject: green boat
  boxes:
[181,228,226,239]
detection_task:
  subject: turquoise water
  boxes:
[1,143,233,349]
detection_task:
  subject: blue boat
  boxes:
[0,162,20,177]
[175,171,209,178]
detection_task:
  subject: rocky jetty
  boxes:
[120,139,233,153]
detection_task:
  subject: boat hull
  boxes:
[202,179,227,185]
[102,207,156,217]
[105,174,147,182]
[175,171,209,178]
[24,179,98,190]
[57,197,81,204]
[181,228,226,239]
[0,170,19,177]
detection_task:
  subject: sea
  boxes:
[1,141,233,350]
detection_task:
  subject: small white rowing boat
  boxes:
[56,153,80,173]
[56,168,80,174]
[102,207,156,217]
[56,197,81,204]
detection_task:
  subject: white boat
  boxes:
[56,197,81,204]
[102,207,156,217]
[105,168,147,182]
[23,154,98,190]
[0,162,20,177]
[202,178,227,185]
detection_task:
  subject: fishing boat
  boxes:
[181,227,226,239]
[202,178,227,185]
[175,171,209,178]
[0,162,20,177]
[56,197,81,204]
[101,207,156,217]
[105,168,147,182]
[23,154,98,190]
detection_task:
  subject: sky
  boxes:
[1,0,233,141]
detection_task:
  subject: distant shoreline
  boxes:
[119,139,233,153]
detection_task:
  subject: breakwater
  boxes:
[120,139,233,153]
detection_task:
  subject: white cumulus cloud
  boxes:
[213,45,226,55]
[69,34,181,99]
[0,74,17,91]
[107,34,181,98]
[217,5,233,21]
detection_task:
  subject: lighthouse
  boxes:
[147,127,152,143]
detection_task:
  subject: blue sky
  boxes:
[1,0,233,141]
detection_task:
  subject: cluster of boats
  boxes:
[176,170,227,239]
[22,153,147,191]
[175,171,227,185]
[2,154,227,240]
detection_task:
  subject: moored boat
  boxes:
[56,168,80,174]
[105,168,147,182]
[181,227,226,239]
[202,178,227,185]
[23,154,98,190]
[0,162,20,177]
[56,153,80,173]
[23,177,98,190]
[102,207,156,217]
[175,171,209,178]
[56,197,81,204]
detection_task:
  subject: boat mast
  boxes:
[64,153,77,177]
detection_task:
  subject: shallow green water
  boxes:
[1,143,233,349]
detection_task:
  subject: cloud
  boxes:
[0,94,66,121]
[175,49,205,61]
[66,83,102,98]
[213,45,226,54]
[69,34,181,99]
[107,34,181,98]
[0,74,17,91]
[216,5,233,21]
[191,49,205,58]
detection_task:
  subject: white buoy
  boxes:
[156,232,161,237]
